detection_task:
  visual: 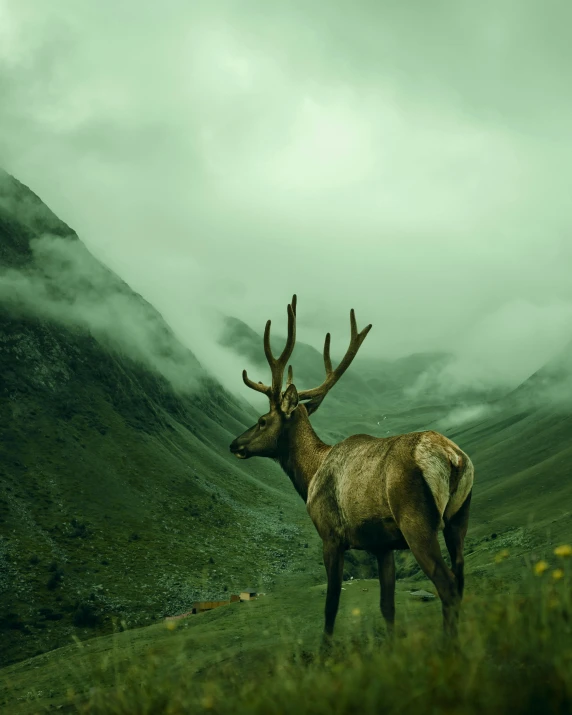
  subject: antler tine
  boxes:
[286,364,294,387]
[242,369,272,396]
[273,297,297,396]
[323,332,333,374]
[242,294,298,402]
[280,296,297,366]
[262,320,273,367]
[298,309,372,405]
[283,296,297,361]
[350,308,358,339]
[261,296,297,398]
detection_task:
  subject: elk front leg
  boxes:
[321,541,344,652]
[376,550,396,639]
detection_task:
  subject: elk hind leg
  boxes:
[400,521,460,640]
[376,550,395,639]
[444,490,472,599]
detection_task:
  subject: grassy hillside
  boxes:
[4,373,570,711]
[3,558,572,714]
[0,171,323,667]
[446,398,572,546]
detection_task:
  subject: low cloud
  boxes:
[0,233,207,393]
[1,2,572,409]
[435,403,501,433]
[404,299,572,402]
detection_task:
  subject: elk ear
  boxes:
[280,383,299,418]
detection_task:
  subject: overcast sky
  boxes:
[1,0,571,392]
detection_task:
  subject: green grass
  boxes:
[3,553,572,714]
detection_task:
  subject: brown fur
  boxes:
[230,296,474,647]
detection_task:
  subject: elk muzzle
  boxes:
[229,438,249,459]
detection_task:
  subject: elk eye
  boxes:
[258,418,267,429]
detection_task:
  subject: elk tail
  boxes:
[414,433,474,526]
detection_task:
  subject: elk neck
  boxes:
[275,405,331,502]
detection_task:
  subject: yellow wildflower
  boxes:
[165,619,177,631]
[534,560,549,575]
[352,608,361,616]
[494,549,510,564]
[553,569,565,581]
[554,544,572,558]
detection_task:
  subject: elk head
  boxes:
[229,295,372,460]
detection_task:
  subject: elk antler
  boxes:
[242,295,297,403]
[297,309,372,414]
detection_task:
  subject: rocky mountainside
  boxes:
[0,170,320,666]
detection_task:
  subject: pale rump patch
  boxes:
[445,458,474,520]
[414,433,473,521]
[414,435,451,518]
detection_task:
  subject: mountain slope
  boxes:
[0,171,320,666]
[435,356,572,545]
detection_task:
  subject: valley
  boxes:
[1,170,571,713]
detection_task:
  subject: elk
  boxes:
[229,295,474,648]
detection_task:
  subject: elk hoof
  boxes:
[319,634,333,661]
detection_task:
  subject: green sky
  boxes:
[1,0,571,393]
